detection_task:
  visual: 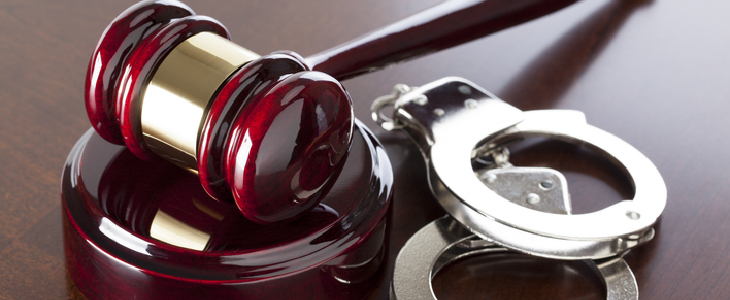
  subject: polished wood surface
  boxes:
[1,0,729,299]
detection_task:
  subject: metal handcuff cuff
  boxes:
[371,77,667,299]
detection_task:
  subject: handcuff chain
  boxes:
[473,146,513,169]
[370,84,416,131]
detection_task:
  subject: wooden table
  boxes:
[1,0,728,299]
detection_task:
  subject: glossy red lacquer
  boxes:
[305,0,578,80]
[85,1,355,224]
[225,71,353,223]
[197,51,354,224]
[63,122,392,300]
[198,52,309,202]
[85,0,193,144]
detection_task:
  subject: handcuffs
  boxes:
[371,77,666,299]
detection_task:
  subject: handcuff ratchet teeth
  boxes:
[374,77,666,299]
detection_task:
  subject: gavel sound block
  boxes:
[63,126,391,300]
[66,2,390,299]
[64,0,577,299]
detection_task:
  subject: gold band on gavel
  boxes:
[141,32,260,170]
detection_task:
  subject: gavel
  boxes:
[85,0,576,224]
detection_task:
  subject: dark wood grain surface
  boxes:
[1,0,729,299]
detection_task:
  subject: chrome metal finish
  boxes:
[370,83,415,131]
[141,32,260,169]
[391,216,638,300]
[593,255,639,300]
[375,77,666,259]
[392,159,637,299]
[478,167,572,214]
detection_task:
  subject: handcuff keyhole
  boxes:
[458,85,472,94]
[539,180,554,190]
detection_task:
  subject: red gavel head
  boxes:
[85,0,353,224]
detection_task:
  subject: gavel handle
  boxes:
[305,0,577,81]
